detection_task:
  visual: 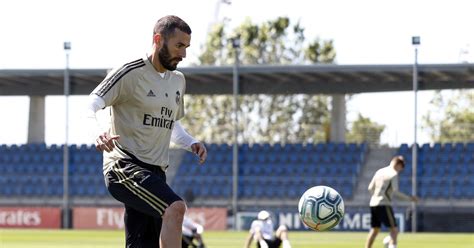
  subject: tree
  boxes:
[346,114,385,146]
[182,17,336,144]
[422,90,474,142]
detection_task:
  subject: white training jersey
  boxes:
[249,219,275,240]
[91,56,186,173]
[368,166,412,206]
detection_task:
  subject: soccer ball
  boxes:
[383,235,392,248]
[298,185,345,231]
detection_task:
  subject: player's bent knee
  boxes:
[276,225,289,239]
[277,225,288,232]
[164,200,187,218]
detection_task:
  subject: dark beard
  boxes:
[158,43,180,71]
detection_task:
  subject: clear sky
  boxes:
[0,0,473,146]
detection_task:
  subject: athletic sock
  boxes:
[258,240,269,248]
[388,244,397,248]
[282,240,292,248]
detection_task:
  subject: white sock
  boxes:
[282,239,292,248]
[383,236,392,245]
[259,240,269,248]
[388,244,397,248]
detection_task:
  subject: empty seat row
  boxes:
[175,183,354,199]
[0,163,103,175]
[400,142,474,153]
[177,162,360,177]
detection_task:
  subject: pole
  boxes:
[231,37,240,230]
[63,41,71,229]
[411,36,420,233]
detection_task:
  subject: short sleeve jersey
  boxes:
[91,57,186,172]
[249,219,275,240]
[368,166,410,206]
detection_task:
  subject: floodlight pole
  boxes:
[63,41,71,229]
[411,36,420,233]
[231,37,240,230]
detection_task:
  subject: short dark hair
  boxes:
[392,155,405,168]
[153,15,191,41]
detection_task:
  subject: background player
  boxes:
[182,215,206,248]
[244,210,292,248]
[365,156,419,248]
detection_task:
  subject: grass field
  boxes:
[0,229,473,248]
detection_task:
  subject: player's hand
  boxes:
[95,132,120,153]
[411,196,419,203]
[191,142,207,164]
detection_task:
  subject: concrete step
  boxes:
[352,147,398,203]
[167,148,187,184]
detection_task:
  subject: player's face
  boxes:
[159,29,190,71]
[394,163,404,173]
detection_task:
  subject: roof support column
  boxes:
[27,96,45,143]
[330,94,346,142]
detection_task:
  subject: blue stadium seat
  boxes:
[399,143,409,153]
[304,143,315,152]
[346,143,357,153]
[326,142,336,152]
[463,153,473,163]
[335,143,346,153]
[321,154,331,164]
[293,143,304,153]
[432,143,442,153]
[466,143,474,152]
[453,143,464,152]
[309,154,320,164]
[272,143,283,152]
[421,143,430,153]
[288,153,299,164]
[261,143,271,152]
[443,143,453,153]
[256,153,267,164]
[315,143,325,152]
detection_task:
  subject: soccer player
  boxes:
[85,15,207,247]
[244,210,292,248]
[365,156,418,248]
[182,216,206,248]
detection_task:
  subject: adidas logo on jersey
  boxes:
[147,90,156,97]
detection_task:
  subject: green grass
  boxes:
[0,229,473,248]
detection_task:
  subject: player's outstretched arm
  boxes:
[243,232,254,248]
[171,121,207,163]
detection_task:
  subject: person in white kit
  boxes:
[85,15,207,248]
[244,210,292,248]
[365,156,419,248]
[182,216,206,248]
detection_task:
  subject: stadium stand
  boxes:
[1,142,473,202]
[172,142,367,200]
[397,143,474,199]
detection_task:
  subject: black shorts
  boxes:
[182,234,196,248]
[257,238,282,248]
[105,158,182,247]
[370,206,397,228]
